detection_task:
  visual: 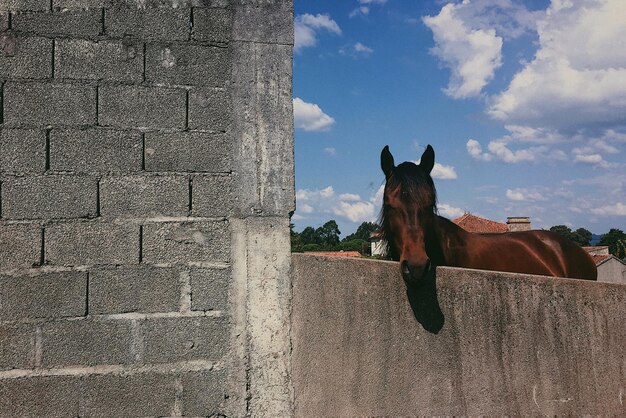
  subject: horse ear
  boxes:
[419,145,435,174]
[381,145,395,178]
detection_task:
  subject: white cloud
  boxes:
[333,201,376,223]
[438,203,465,219]
[413,158,458,180]
[339,193,361,201]
[295,185,380,224]
[349,6,369,18]
[467,139,492,161]
[449,0,541,39]
[488,140,548,163]
[591,203,626,216]
[324,147,337,156]
[431,163,458,180]
[320,186,335,198]
[423,3,503,98]
[354,42,374,55]
[294,14,342,52]
[359,0,387,4]
[300,203,314,214]
[506,188,546,202]
[372,184,385,206]
[293,97,335,132]
[488,0,626,133]
[340,42,374,57]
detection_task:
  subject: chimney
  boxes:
[507,216,531,232]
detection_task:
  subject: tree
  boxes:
[343,221,379,242]
[573,228,592,246]
[599,229,626,259]
[300,226,320,246]
[549,225,592,246]
[316,220,341,247]
[290,223,304,253]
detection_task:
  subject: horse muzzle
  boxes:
[401,259,432,286]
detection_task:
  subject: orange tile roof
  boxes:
[453,212,509,234]
[304,251,362,258]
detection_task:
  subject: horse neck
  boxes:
[426,215,470,266]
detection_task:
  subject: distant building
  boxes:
[370,231,386,257]
[584,246,626,284]
[506,216,532,232]
[452,212,509,233]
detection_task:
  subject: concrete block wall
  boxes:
[292,255,626,416]
[0,1,294,416]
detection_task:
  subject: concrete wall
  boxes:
[0,1,294,417]
[292,254,626,416]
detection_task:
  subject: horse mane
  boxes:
[378,162,438,260]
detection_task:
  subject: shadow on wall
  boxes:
[406,273,444,334]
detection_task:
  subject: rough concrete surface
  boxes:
[292,254,626,416]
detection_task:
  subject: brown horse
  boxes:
[380,145,597,285]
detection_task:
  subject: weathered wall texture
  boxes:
[292,254,626,416]
[0,1,294,417]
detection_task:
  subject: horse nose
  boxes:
[401,259,431,285]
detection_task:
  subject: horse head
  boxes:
[380,145,437,286]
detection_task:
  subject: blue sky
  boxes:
[292,0,626,237]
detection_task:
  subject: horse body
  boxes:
[430,216,597,279]
[380,145,597,284]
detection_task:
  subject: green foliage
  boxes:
[316,220,341,247]
[290,220,378,254]
[335,239,367,253]
[599,229,626,259]
[301,243,323,252]
[343,222,379,242]
[549,225,592,246]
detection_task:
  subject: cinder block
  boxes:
[110,0,228,8]
[192,7,232,43]
[145,43,229,87]
[0,128,46,174]
[188,87,231,131]
[142,221,230,264]
[53,0,111,8]
[4,82,96,126]
[55,38,143,82]
[41,319,132,367]
[0,0,48,12]
[46,222,139,266]
[0,377,80,418]
[0,223,41,270]
[0,36,52,79]
[192,174,233,217]
[99,85,186,129]
[50,128,142,174]
[144,131,232,173]
[140,316,228,363]
[1,175,97,220]
[0,324,35,370]
[12,9,101,37]
[80,373,175,417]
[180,369,228,417]
[107,6,190,40]
[89,266,180,314]
[0,13,8,31]
[232,2,293,44]
[99,175,189,218]
[190,267,229,311]
[0,271,87,321]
